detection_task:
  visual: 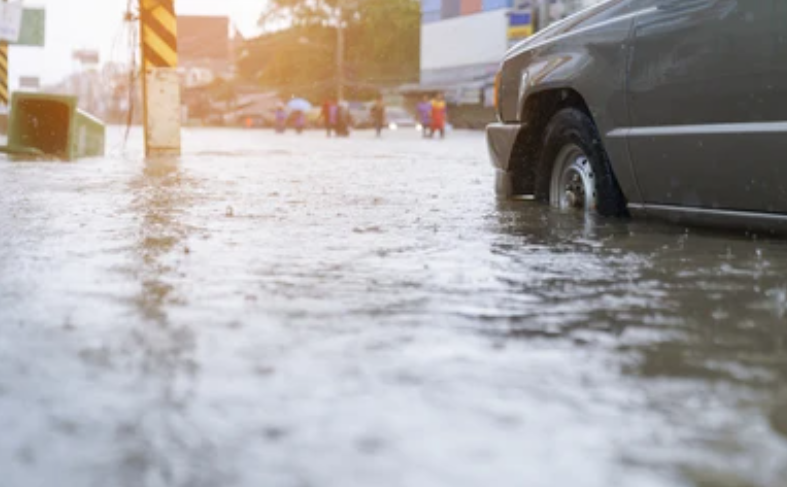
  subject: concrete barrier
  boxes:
[2,92,105,160]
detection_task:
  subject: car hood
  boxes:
[504,0,626,60]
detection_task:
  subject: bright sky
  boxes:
[10,0,268,88]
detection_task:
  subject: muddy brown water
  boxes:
[1,128,786,486]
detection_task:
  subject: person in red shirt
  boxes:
[431,93,448,139]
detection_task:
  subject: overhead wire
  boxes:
[105,0,139,154]
[123,1,139,148]
[104,8,131,153]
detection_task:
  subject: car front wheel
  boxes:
[537,108,627,217]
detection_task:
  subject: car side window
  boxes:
[557,0,633,32]
[629,0,723,13]
[628,0,660,12]
[653,0,723,13]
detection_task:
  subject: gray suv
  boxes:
[488,0,787,231]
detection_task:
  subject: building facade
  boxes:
[178,16,235,88]
[419,0,599,107]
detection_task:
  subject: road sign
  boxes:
[14,8,45,47]
[0,2,23,43]
[508,10,534,40]
[19,76,39,90]
[73,49,99,65]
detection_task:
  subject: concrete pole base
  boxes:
[144,67,181,157]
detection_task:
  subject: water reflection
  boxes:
[131,157,189,323]
[114,157,213,486]
[491,200,787,461]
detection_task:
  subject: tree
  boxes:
[260,0,344,28]
[237,0,419,101]
[347,0,420,84]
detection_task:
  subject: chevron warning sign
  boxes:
[0,42,8,106]
[140,0,178,70]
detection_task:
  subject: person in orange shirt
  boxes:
[430,93,448,139]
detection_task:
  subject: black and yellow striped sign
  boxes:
[0,42,8,106]
[140,0,178,70]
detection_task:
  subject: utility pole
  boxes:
[336,0,345,102]
[139,0,181,157]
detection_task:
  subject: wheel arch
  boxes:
[507,87,595,196]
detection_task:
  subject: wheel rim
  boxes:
[549,144,597,212]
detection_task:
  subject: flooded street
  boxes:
[1,127,786,486]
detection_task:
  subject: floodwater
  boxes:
[1,127,786,487]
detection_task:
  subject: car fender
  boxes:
[499,7,642,204]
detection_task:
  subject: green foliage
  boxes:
[238,0,420,101]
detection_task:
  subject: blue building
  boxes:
[422,0,516,25]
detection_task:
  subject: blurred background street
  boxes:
[7,0,605,131]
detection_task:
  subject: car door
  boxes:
[626,0,786,213]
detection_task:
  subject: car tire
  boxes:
[535,108,627,217]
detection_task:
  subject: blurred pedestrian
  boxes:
[274,103,287,133]
[329,103,338,136]
[335,101,352,137]
[417,95,432,138]
[294,110,306,134]
[370,96,386,138]
[431,93,448,139]
[321,98,336,137]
